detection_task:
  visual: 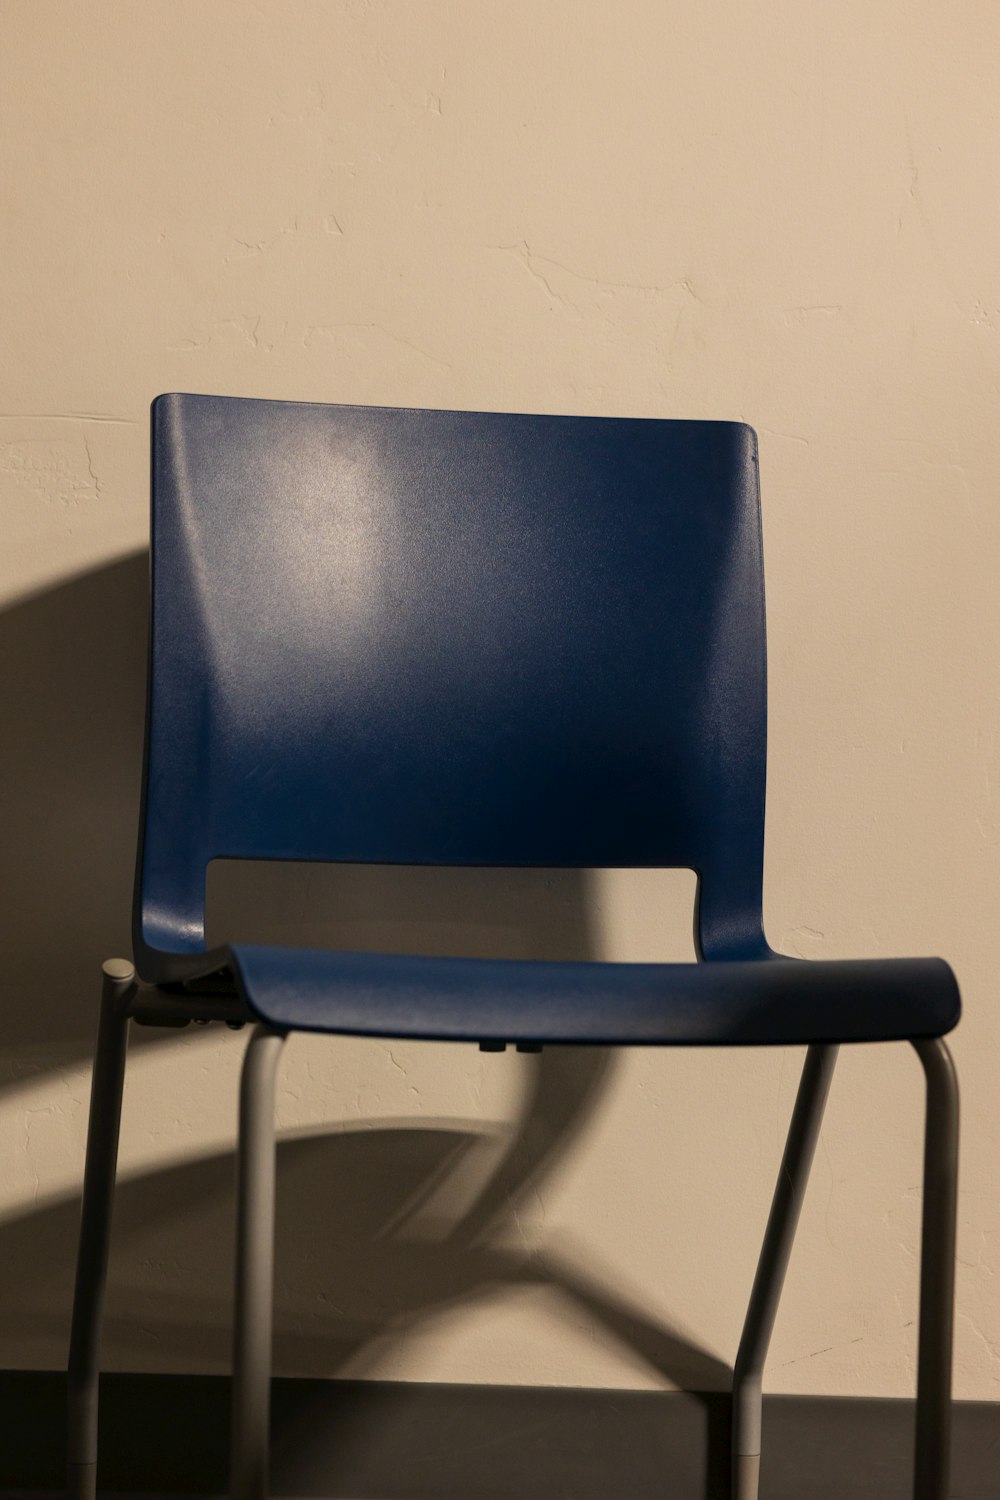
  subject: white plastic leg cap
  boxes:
[733,1452,760,1500]
[102,957,135,983]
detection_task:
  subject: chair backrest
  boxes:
[135,395,769,970]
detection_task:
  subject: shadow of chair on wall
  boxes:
[0,556,732,1494]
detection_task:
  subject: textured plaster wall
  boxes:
[1,0,999,1401]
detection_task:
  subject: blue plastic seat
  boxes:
[228,945,957,1047]
[68,396,960,1500]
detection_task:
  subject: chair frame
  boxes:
[68,958,958,1500]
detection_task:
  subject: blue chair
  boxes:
[67,396,960,1500]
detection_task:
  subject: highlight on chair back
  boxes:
[67,395,960,1500]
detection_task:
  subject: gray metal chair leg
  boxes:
[67,958,136,1500]
[912,1038,959,1500]
[231,1024,287,1500]
[731,1043,839,1500]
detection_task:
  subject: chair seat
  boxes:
[225,943,960,1047]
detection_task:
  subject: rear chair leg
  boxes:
[731,1043,838,1500]
[912,1038,958,1500]
[231,1024,287,1500]
[67,959,136,1500]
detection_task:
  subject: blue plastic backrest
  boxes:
[135,395,769,972]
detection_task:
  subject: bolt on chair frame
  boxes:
[67,398,960,1499]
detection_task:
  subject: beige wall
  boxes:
[2,1,998,1401]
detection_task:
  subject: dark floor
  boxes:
[3,1372,998,1498]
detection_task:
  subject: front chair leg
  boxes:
[912,1038,959,1500]
[67,959,137,1500]
[731,1043,839,1500]
[231,1024,287,1500]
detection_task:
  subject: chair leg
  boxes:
[231,1024,287,1500]
[912,1038,959,1500]
[67,959,136,1500]
[731,1043,839,1500]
